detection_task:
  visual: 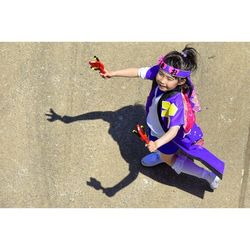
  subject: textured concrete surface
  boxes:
[0,42,249,207]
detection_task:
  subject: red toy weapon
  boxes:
[89,56,106,74]
[132,124,150,144]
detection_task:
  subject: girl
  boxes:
[99,45,224,190]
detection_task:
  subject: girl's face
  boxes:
[156,69,185,92]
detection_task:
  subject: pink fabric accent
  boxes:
[157,55,164,64]
[190,88,201,112]
[182,93,196,133]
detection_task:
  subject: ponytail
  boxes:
[181,45,198,72]
[163,44,198,72]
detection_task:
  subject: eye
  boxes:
[167,77,174,81]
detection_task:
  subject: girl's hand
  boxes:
[147,141,158,153]
[100,70,113,79]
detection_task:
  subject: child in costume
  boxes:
[99,45,224,190]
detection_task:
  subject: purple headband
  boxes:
[157,55,191,78]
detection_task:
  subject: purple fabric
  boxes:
[145,65,159,80]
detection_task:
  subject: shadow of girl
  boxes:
[46,104,211,199]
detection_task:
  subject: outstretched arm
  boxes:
[45,108,111,123]
[100,68,139,79]
[87,169,139,197]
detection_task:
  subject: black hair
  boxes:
[162,45,199,96]
[163,45,198,72]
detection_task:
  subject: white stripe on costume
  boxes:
[138,67,150,79]
[146,87,165,138]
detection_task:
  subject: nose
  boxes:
[158,78,168,85]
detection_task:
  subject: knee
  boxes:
[160,153,176,166]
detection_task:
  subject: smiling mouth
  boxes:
[159,84,167,89]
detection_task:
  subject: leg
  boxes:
[160,153,176,166]
[171,154,220,190]
[141,151,176,167]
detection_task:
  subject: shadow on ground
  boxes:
[46,104,212,199]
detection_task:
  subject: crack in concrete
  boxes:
[239,125,250,208]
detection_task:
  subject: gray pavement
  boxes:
[0,42,250,207]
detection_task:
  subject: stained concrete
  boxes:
[0,42,249,207]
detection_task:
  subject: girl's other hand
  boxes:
[147,141,158,153]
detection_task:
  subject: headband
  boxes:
[157,55,191,78]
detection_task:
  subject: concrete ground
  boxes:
[0,42,249,208]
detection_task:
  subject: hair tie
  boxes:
[181,52,187,58]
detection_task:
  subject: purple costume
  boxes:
[143,64,225,179]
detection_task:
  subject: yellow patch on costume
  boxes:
[162,101,171,110]
[169,103,178,116]
[161,101,178,117]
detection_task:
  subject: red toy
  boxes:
[89,56,106,74]
[132,124,150,144]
